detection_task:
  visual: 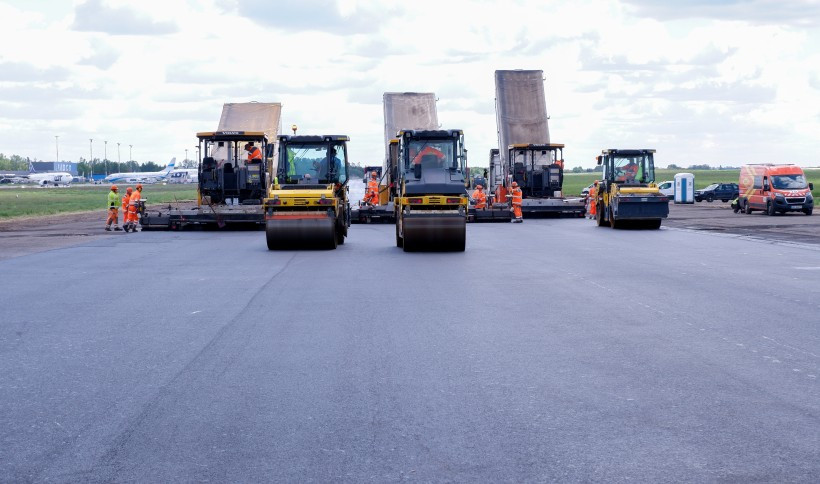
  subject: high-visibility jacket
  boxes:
[588,186,598,216]
[108,190,119,209]
[122,194,130,211]
[412,146,445,165]
[471,189,487,209]
[511,187,523,207]
[247,147,262,162]
[129,189,141,208]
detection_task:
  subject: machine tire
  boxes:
[647,219,662,230]
[804,208,813,216]
[766,200,775,216]
[609,207,618,229]
[596,202,606,227]
[744,200,753,214]
[706,194,714,202]
[395,219,404,248]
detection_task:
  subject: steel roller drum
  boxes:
[266,217,337,250]
[402,214,466,252]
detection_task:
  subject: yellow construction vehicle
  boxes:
[263,133,350,249]
[594,149,669,229]
[394,129,469,251]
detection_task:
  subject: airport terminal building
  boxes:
[32,162,78,175]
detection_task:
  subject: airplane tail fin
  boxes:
[163,157,176,174]
[29,160,36,173]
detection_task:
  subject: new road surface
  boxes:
[1,216,818,482]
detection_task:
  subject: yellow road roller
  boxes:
[264,134,350,249]
[393,129,469,252]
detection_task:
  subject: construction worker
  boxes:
[245,143,262,163]
[471,184,487,210]
[510,181,523,223]
[122,187,133,222]
[587,181,598,219]
[412,145,445,166]
[362,171,379,207]
[105,185,122,231]
[127,184,143,232]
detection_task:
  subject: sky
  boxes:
[1,0,819,168]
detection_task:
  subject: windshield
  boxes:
[703,184,718,191]
[405,140,458,171]
[203,139,264,169]
[772,174,808,190]
[612,153,654,183]
[281,143,347,184]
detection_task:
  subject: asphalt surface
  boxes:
[1,217,819,482]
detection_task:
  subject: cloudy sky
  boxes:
[1,0,819,168]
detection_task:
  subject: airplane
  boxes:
[104,158,176,184]
[21,162,73,186]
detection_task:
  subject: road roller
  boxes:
[264,134,350,249]
[393,129,469,252]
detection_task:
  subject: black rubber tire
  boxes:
[596,202,606,227]
[395,220,403,248]
[706,194,714,202]
[647,219,662,229]
[804,208,813,216]
[766,201,775,216]
[745,201,753,214]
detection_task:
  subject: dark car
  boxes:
[695,183,738,202]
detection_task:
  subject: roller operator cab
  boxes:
[197,131,271,206]
[594,149,669,229]
[264,135,350,249]
[738,164,813,216]
[394,129,469,252]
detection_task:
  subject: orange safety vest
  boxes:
[247,147,262,161]
[363,178,379,203]
[471,189,487,209]
[511,187,523,206]
[412,146,444,165]
[129,190,141,208]
[122,194,129,211]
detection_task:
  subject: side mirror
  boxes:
[810,182,814,190]
[596,156,602,166]
[763,181,770,191]
[414,163,422,180]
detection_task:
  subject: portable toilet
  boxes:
[674,172,694,204]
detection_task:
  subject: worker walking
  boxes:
[105,185,122,231]
[471,184,487,210]
[510,181,523,223]
[126,184,143,232]
[362,171,379,207]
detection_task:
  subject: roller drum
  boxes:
[401,214,466,252]
[266,217,337,250]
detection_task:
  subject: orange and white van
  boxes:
[739,164,813,215]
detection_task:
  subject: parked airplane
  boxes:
[104,158,176,184]
[22,162,73,186]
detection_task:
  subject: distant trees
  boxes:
[0,154,28,171]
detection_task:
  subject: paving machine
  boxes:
[264,134,350,249]
[593,149,669,229]
[488,70,585,218]
[140,102,281,229]
[394,129,469,252]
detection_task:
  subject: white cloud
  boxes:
[0,0,818,168]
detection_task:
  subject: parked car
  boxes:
[695,183,738,202]
[657,180,674,198]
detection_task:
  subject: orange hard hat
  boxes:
[511,181,518,187]
[111,185,118,191]
[136,184,143,190]
[126,187,133,194]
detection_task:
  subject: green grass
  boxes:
[562,169,820,198]
[0,184,197,219]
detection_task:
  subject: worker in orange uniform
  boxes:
[510,181,523,223]
[362,171,379,207]
[412,146,445,165]
[245,143,262,164]
[126,184,143,232]
[105,185,122,231]
[587,181,598,219]
[471,184,487,210]
[122,187,132,221]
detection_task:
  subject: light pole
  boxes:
[89,138,93,182]
[104,140,108,175]
[195,145,200,168]
[55,135,59,163]
[185,148,188,166]
[117,142,121,168]
[129,144,133,171]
